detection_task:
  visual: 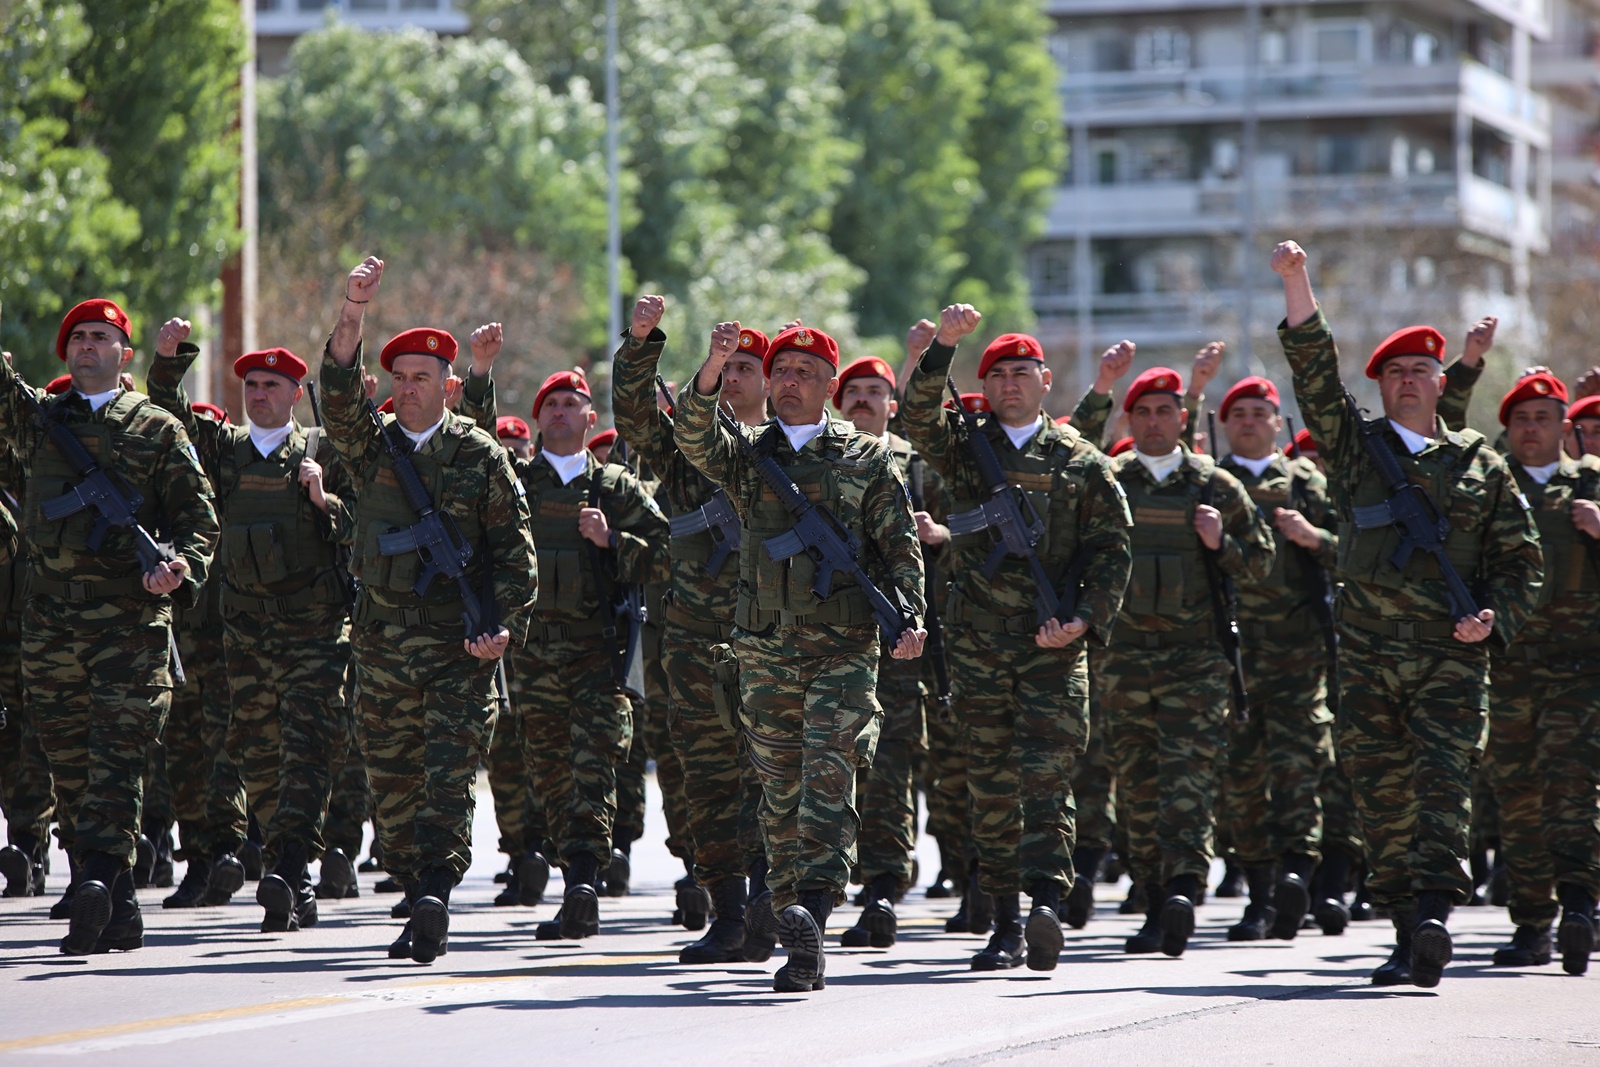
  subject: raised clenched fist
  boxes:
[935,304,982,347]
[631,295,665,339]
[1271,241,1307,276]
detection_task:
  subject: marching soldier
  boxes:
[1273,239,1543,987]
[1097,359,1275,959]
[148,331,358,931]
[1483,374,1599,976]
[320,257,537,962]
[678,321,926,993]
[0,299,219,954]
[613,301,776,964]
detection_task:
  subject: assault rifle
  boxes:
[1286,416,1340,711]
[1205,410,1249,723]
[909,453,951,720]
[368,399,484,638]
[720,406,915,644]
[584,479,646,701]
[1343,391,1479,622]
[658,374,741,577]
[304,381,355,607]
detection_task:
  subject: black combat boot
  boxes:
[971,893,1025,971]
[773,890,831,992]
[1410,890,1454,988]
[389,882,418,959]
[1227,864,1277,942]
[1214,860,1245,898]
[314,847,356,901]
[1125,882,1166,954]
[744,859,778,962]
[840,873,898,948]
[493,858,522,906]
[0,836,37,897]
[150,829,175,888]
[559,853,601,939]
[519,852,550,906]
[94,868,144,952]
[1271,854,1314,940]
[1349,865,1375,922]
[1025,880,1065,972]
[61,851,122,955]
[410,866,453,963]
[1557,883,1596,976]
[205,849,247,904]
[239,840,264,882]
[163,858,212,909]
[1119,880,1148,915]
[374,876,404,894]
[676,868,712,932]
[1491,924,1552,967]
[258,839,313,933]
[680,877,750,964]
[1064,847,1105,929]
[390,893,412,918]
[605,845,631,898]
[1159,874,1201,957]
[925,839,958,899]
[133,833,156,889]
[1312,848,1352,935]
[964,864,995,936]
[50,852,80,920]
[1370,908,1413,986]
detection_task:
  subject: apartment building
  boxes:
[1032,0,1585,399]
[255,0,469,74]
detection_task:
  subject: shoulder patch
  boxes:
[1514,490,1531,511]
[644,495,663,517]
[186,443,200,465]
[513,479,527,498]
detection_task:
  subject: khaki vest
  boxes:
[523,458,606,624]
[216,431,345,606]
[1120,455,1211,618]
[1524,465,1600,606]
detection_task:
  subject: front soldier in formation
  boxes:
[678,321,927,993]
[902,307,1132,972]
[1274,239,1544,987]
[321,257,537,963]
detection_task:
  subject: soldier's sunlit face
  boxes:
[982,360,1051,429]
[768,351,835,427]
[1376,357,1444,426]
[1222,398,1282,460]
[243,371,302,431]
[1128,394,1187,456]
[389,354,451,434]
[66,324,134,395]
[536,390,597,457]
[839,377,897,438]
[1506,399,1565,467]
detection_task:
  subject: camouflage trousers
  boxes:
[663,614,763,886]
[1487,652,1600,927]
[487,653,544,858]
[1098,639,1231,887]
[519,642,633,869]
[352,620,497,881]
[616,625,692,861]
[0,631,54,847]
[920,679,970,865]
[736,623,881,913]
[1335,627,1488,909]
[225,607,354,867]
[24,597,174,866]
[1074,689,1117,854]
[323,709,370,858]
[1220,635,1334,865]
[951,627,1088,896]
[1320,761,1366,861]
[855,654,925,891]
[165,624,246,860]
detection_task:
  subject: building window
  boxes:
[1096,147,1122,184]
[1412,32,1439,65]
[1317,134,1366,175]
[1414,257,1437,287]
[1312,21,1368,66]
[1094,34,1132,72]
[1415,146,1436,175]
[1212,138,1240,178]
[1260,29,1288,66]
[1138,140,1189,181]
[1389,257,1408,293]
[1034,249,1075,295]
[1134,28,1191,71]
[1390,136,1410,179]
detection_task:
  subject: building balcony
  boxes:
[255,0,470,37]
[1047,0,1548,35]
[1062,59,1549,144]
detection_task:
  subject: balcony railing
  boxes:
[256,0,469,34]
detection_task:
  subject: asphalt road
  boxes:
[3,774,1596,1065]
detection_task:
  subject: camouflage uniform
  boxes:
[147,354,355,887]
[1099,447,1273,901]
[1278,309,1543,920]
[675,374,925,919]
[318,347,536,888]
[0,357,217,953]
[901,344,1131,922]
[1486,454,1600,956]
[165,583,247,864]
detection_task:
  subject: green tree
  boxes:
[0,0,242,376]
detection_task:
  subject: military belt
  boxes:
[1240,612,1318,643]
[946,602,1038,637]
[1336,611,1456,642]
[26,572,150,602]
[354,597,461,629]
[528,616,607,645]
[662,598,733,640]
[1499,636,1600,666]
[220,571,347,618]
[1109,619,1213,650]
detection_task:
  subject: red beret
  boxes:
[944,392,990,413]
[377,397,394,415]
[1292,427,1320,456]
[587,428,618,452]
[763,326,839,378]
[1123,367,1185,413]
[234,347,307,383]
[833,356,897,409]
[533,369,591,418]
[1109,436,1135,456]
[379,327,457,373]
[977,333,1045,379]
[1499,372,1569,426]
[734,328,770,362]
[1054,413,1073,426]
[45,374,72,395]
[191,401,230,423]
[56,299,132,360]
[1218,376,1281,421]
[1365,325,1445,378]
[495,415,530,441]
[1570,395,1600,422]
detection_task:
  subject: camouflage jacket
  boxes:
[902,342,1131,645]
[1109,445,1273,636]
[675,375,925,646]
[1279,309,1543,649]
[1221,452,1338,631]
[1500,455,1600,647]
[318,344,537,643]
[1071,390,1115,446]
[0,357,217,614]
[147,346,354,612]
[612,328,742,627]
